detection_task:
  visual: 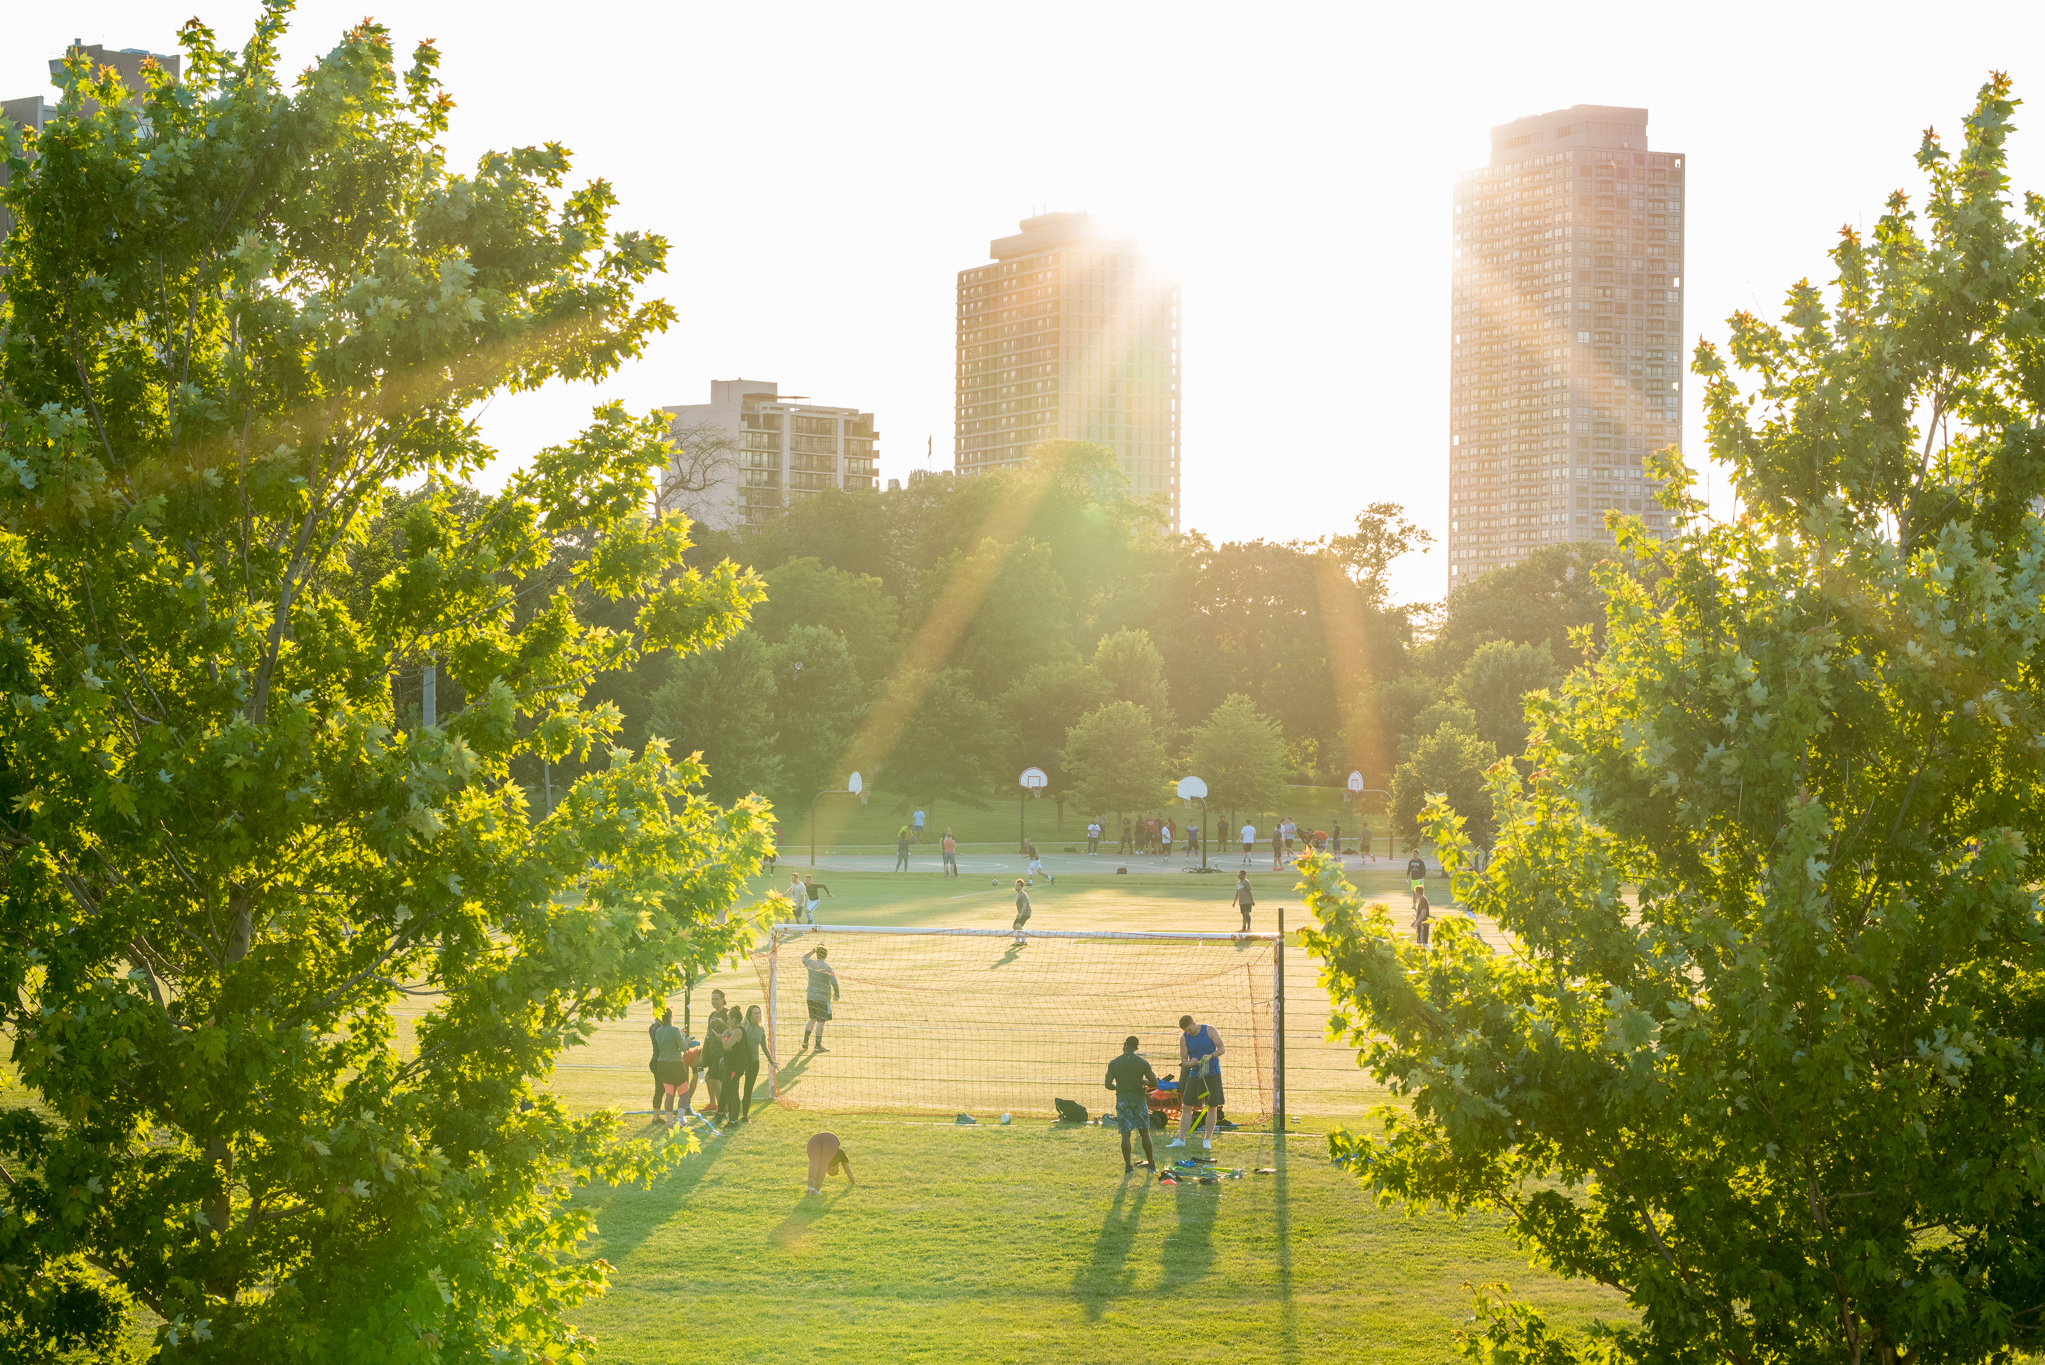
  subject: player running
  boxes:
[1169,1014,1226,1151]
[799,946,839,1052]
[802,874,832,924]
[1024,838,1053,885]
[1104,1036,1161,1174]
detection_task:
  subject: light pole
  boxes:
[810,770,864,867]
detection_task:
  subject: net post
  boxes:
[767,926,779,1097]
[1275,908,1286,1140]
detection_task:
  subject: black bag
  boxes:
[1053,1098,1088,1123]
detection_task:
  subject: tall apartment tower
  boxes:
[660,380,878,530]
[1446,105,1686,590]
[955,213,1182,529]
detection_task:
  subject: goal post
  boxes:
[754,924,1284,1122]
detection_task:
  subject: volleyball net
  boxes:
[749,924,1283,1121]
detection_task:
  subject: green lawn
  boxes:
[553,864,1621,1363]
[789,783,1407,856]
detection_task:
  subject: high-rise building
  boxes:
[4,44,183,240]
[954,213,1181,528]
[659,379,878,530]
[1446,105,1686,590]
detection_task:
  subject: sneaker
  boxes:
[1167,1138,1187,1148]
[1203,1138,1213,1150]
[813,1045,830,1053]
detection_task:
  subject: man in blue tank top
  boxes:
[1169,1013,1226,1150]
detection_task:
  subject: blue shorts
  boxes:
[1115,1094,1151,1134]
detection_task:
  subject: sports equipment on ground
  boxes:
[754,924,1281,1120]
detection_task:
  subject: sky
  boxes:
[11,0,2045,606]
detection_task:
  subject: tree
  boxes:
[868,668,1008,812]
[1306,77,2045,1365]
[1402,698,1479,754]
[646,632,783,806]
[750,556,900,685]
[1060,701,1167,822]
[1387,724,1495,844]
[1091,627,1172,727]
[0,16,768,1355]
[1186,694,1287,819]
[765,625,864,810]
[913,536,1075,696]
[1321,500,1435,611]
[1001,658,1110,790]
[1425,540,1617,678]
[1452,638,1560,758]
[657,417,742,527]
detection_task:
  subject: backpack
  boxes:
[1053,1098,1088,1123]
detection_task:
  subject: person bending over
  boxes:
[1105,1036,1161,1174]
[805,1131,855,1196]
[800,946,839,1052]
[1170,1014,1227,1151]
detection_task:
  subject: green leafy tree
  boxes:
[1186,693,1288,819]
[1452,638,1560,758]
[0,15,766,1355]
[1387,724,1495,845]
[1061,701,1167,822]
[646,631,783,805]
[1306,76,2045,1365]
[1092,627,1173,730]
[913,536,1074,696]
[1426,540,1616,678]
[1403,698,1479,754]
[869,667,1009,813]
[1001,658,1110,788]
[1321,500,1434,611]
[750,556,900,685]
[766,624,864,808]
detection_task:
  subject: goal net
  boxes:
[750,924,1281,1121]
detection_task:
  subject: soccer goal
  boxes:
[751,924,1285,1122]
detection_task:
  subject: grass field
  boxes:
[544,861,1620,1363]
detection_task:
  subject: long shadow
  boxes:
[1275,1135,1299,1362]
[771,1187,850,1249]
[771,1049,816,1097]
[1158,1171,1218,1290]
[988,941,1026,970]
[1070,1169,1151,1320]
[575,1116,740,1269]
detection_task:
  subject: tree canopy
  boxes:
[0,14,765,1354]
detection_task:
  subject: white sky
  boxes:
[12,1,2045,605]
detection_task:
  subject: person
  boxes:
[1231,872,1255,932]
[1170,1015,1226,1151]
[1119,817,1133,855]
[1271,824,1283,871]
[740,1003,774,1116]
[1185,824,1199,860]
[1360,822,1373,863]
[765,825,779,874]
[1414,888,1432,951]
[1024,838,1052,885]
[649,1005,691,1124]
[895,827,912,873]
[785,870,806,918]
[1104,1036,1161,1174]
[912,807,926,843]
[699,990,729,1116]
[1159,820,1173,858]
[806,1131,855,1195]
[1012,878,1032,942]
[1311,829,1327,855]
[1240,821,1256,863]
[1086,820,1101,856]
[941,826,959,877]
[800,946,839,1052]
[1143,815,1158,855]
[1282,817,1296,857]
[717,1010,756,1124]
[1406,852,1428,910]
[1331,821,1342,857]
[802,874,832,925]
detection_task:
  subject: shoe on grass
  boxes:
[813,1045,830,1053]
[1167,1138,1187,1148]
[1203,1138,1213,1150]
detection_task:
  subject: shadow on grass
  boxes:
[576,1119,738,1269]
[989,941,1026,970]
[1072,1169,1152,1321]
[1158,1174,1218,1290]
[771,1188,849,1249]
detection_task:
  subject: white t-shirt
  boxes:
[1241,824,1256,843]
[1087,823,1101,838]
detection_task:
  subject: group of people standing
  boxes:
[1237,818,1377,869]
[1083,815,1200,858]
[1103,1015,1230,1174]
[647,987,777,1127]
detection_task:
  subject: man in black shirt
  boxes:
[1104,1036,1161,1173]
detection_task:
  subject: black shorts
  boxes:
[807,999,831,1023]
[653,1059,691,1087]
[1182,1070,1225,1108]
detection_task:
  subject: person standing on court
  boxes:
[802,874,832,924]
[1119,817,1133,855]
[799,945,839,1052]
[941,826,959,877]
[1414,888,1432,951]
[1169,1015,1226,1151]
[1086,819,1101,856]
[1159,819,1173,859]
[1331,821,1342,857]
[1359,821,1373,864]
[1270,824,1283,871]
[1231,872,1255,932]
[1406,851,1428,909]
[912,806,926,843]
[1104,1036,1161,1174]
[894,826,912,873]
[1240,820,1256,864]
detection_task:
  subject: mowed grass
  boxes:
[545,863,1624,1363]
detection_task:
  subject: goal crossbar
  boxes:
[770,923,1279,944]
